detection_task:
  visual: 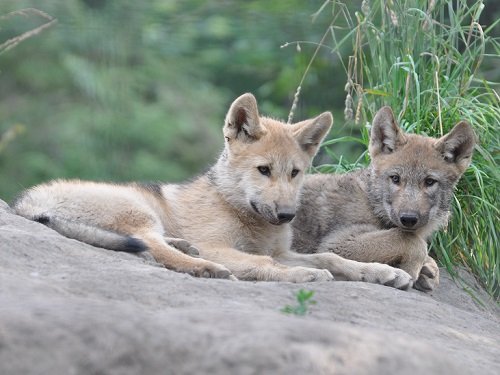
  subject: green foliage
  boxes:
[281,289,317,316]
[0,0,338,202]
[313,0,499,298]
[0,8,55,158]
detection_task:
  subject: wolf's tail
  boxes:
[32,214,147,253]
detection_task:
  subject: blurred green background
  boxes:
[0,0,348,202]
[0,0,498,202]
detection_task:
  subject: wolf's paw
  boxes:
[362,264,413,290]
[284,267,334,283]
[188,260,235,280]
[165,237,200,257]
[414,256,439,292]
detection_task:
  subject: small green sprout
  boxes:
[281,289,317,316]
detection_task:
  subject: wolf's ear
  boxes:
[223,93,265,142]
[435,121,476,172]
[293,112,333,157]
[369,106,406,157]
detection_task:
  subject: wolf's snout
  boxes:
[277,211,296,224]
[399,212,419,228]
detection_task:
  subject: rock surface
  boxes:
[0,199,498,375]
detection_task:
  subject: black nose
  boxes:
[277,212,296,224]
[400,212,419,228]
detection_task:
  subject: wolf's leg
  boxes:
[196,246,333,282]
[139,232,234,279]
[414,255,439,292]
[276,250,412,290]
[317,227,428,282]
[163,237,200,257]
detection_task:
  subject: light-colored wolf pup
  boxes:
[13,94,413,288]
[291,106,476,291]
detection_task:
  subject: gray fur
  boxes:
[138,182,164,198]
[292,107,476,292]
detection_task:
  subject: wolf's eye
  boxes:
[291,169,300,178]
[257,166,271,177]
[425,178,437,187]
[390,175,400,184]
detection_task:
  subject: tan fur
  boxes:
[292,106,476,291]
[13,94,413,289]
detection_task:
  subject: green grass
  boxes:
[303,0,499,299]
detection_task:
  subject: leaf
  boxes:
[364,88,391,97]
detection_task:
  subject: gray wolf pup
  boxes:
[13,94,412,288]
[291,106,476,291]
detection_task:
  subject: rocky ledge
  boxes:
[0,199,498,374]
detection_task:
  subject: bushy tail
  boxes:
[33,214,147,253]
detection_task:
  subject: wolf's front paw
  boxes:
[414,256,439,292]
[165,237,200,257]
[362,264,413,290]
[283,267,334,283]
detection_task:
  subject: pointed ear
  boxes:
[293,112,333,157]
[369,106,407,157]
[223,93,265,142]
[434,121,476,172]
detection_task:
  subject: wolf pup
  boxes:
[13,94,412,288]
[291,106,476,291]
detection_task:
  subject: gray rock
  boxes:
[0,199,498,375]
